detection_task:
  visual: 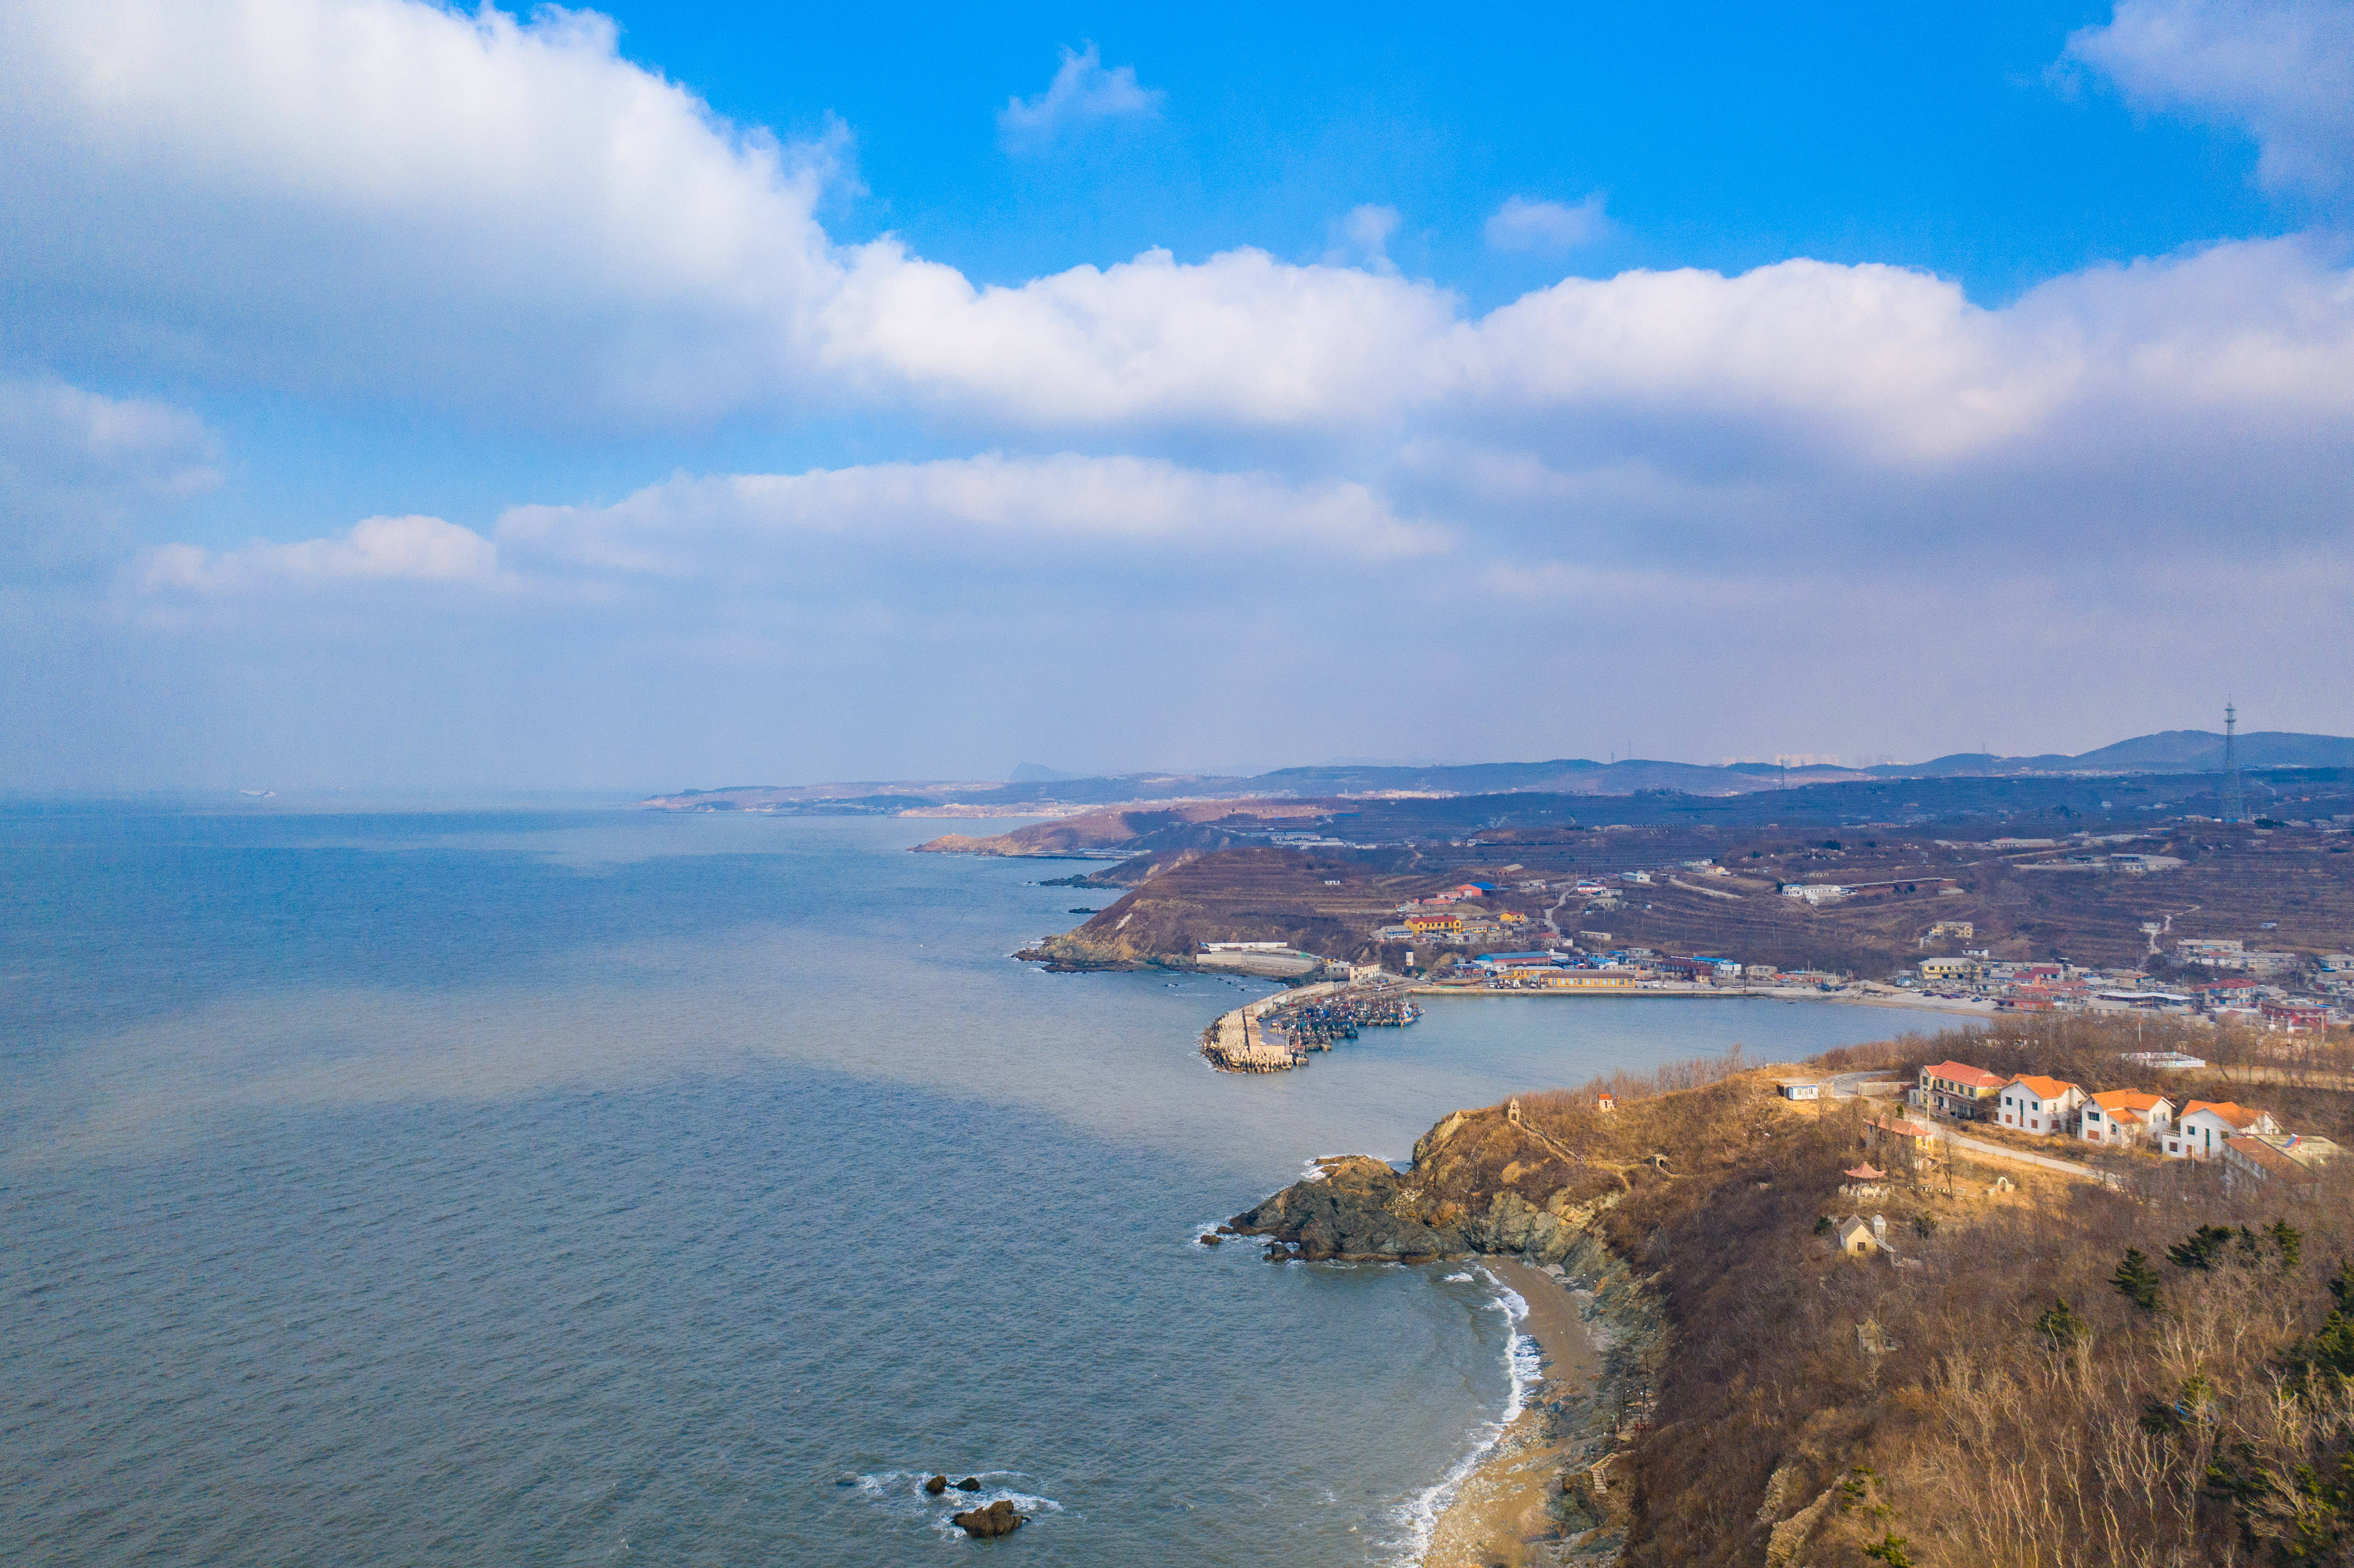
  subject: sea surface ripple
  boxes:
[0,806,1899,1565]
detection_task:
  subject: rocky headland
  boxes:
[1230,1019,2354,1568]
[1226,1096,1694,1563]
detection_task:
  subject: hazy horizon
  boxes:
[7,718,2338,801]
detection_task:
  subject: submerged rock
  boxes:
[951,1499,1025,1538]
[956,1477,982,1492]
[924,1474,947,1495]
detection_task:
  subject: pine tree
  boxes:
[2111,1248,2161,1313]
[2036,1297,2090,1346]
[2271,1219,2305,1270]
[2168,1224,2235,1271]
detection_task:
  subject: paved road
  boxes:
[1825,1071,1905,1099]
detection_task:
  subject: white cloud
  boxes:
[498,453,1446,580]
[141,514,497,593]
[5,0,2354,787]
[6,0,2352,485]
[1484,193,1611,251]
[998,43,1164,151]
[2068,0,2354,198]
[0,0,843,422]
[0,379,219,569]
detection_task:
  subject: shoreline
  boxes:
[1423,1259,1602,1568]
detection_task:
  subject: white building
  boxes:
[2080,1090,2175,1146]
[1994,1075,2085,1136]
[2164,1100,2279,1160]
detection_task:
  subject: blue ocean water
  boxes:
[1,807,1902,1565]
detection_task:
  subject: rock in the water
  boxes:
[952,1499,1025,1538]
[956,1477,982,1492]
[924,1474,948,1495]
[1198,1232,1220,1246]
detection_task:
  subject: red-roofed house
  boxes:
[1996,1075,2085,1136]
[1869,1115,1935,1158]
[1917,1061,2005,1120]
[2164,1101,2279,1161]
[2080,1090,2176,1147]
[2262,1000,2330,1033]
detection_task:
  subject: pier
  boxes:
[1200,975,1421,1073]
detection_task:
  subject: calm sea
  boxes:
[1,807,1901,1566]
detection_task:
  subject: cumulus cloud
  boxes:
[998,43,1164,151]
[4,0,2354,782]
[1484,193,1611,251]
[0,379,219,570]
[6,0,2353,480]
[141,515,497,593]
[0,0,842,422]
[2068,0,2354,198]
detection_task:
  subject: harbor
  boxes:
[1200,975,1422,1072]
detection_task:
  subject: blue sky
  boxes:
[618,3,2284,295]
[2,0,2351,788]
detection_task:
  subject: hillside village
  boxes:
[999,796,2354,1031]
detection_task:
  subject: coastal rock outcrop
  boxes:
[951,1500,1025,1538]
[1228,1155,1466,1261]
[924,1474,947,1495]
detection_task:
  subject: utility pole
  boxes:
[2222,702,2245,825]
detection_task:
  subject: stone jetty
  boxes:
[1199,975,1417,1073]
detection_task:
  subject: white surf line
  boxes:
[1388,1265,1534,1564]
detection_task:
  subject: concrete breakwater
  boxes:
[1199,977,1419,1073]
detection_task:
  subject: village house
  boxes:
[1995,1075,2085,1136]
[1868,1114,1935,1159]
[1777,1079,1822,1101]
[1916,1060,2005,1119]
[2080,1090,2176,1147]
[1835,1216,1877,1256]
[2262,999,2331,1032]
[2223,1133,2340,1194]
[2164,1100,2279,1160]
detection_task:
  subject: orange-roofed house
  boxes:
[2080,1090,2176,1147]
[1917,1060,2006,1120]
[1996,1075,2085,1137]
[2164,1100,2280,1161]
[1867,1115,1936,1166]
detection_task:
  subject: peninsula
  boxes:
[909,766,2354,1030]
[1236,1013,2354,1566]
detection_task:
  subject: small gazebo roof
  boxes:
[1844,1163,1885,1180]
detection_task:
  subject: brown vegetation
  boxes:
[981,798,2354,973]
[1555,1015,2354,1568]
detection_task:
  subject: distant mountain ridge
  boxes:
[1884,731,2354,777]
[641,729,2354,811]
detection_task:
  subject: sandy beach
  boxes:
[1424,1259,1600,1568]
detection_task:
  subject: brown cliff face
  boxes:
[1232,1075,1804,1265]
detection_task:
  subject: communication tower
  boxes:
[2221,702,2245,825]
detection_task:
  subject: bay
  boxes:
[1,808,1902,1565]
